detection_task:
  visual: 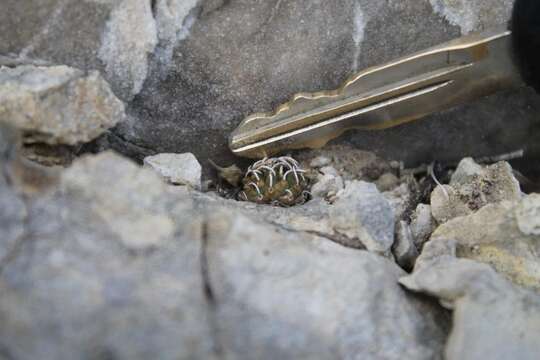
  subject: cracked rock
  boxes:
[0,150,449,359]
[0,65,124,145]
[330,181,395,253]
[400,240,540,360]
[431,160,522,224]
[422,194,540,291]
[143,152,202,189]
[0,151,216,359]
[205,210,448,359]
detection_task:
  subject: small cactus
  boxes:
[238,156,310,207]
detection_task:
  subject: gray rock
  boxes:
[98,0,158,100]
[449,157,483,185]
[515,193,540,236]
[310,166,345,199]
[383,183,413,221]
[400,240,540,360]
[429,0,513,34]
[0,152,217,360]
[431,160,522,224]
[0,173,27,262]
[309,156,331,168]
[0,150,449,359]
[410,204,436,249]
[425,195,540,291]
[143,152,202,189]
[0,65,124,145]
[392,220,419,271]
[3,1,539,171]
[330,181,395,253]
[206,210,448,360]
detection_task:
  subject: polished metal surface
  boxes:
[229,26,525,159]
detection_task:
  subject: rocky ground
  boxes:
[2,1,540,359]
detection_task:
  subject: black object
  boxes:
[512,0,540,93]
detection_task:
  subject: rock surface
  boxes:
[431,160,522,224]
[0,150,449,360]
[144,152,202,189]
[0,65,124,145]
[401,240,540,360]
[424,195,540,291]
[330,181,395,254]
[2,1,539,171]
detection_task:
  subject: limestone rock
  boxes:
[0,150,449,359]
[431,160,522,224]
[143,153,202,189]
[330,181,395,253]
[400,240,540,360]
[206,211,448,360]
[310,167,344,199]
[0,65,124,145]
[1,1,540,169]
[424,195,540,291]
[0,152,216,360]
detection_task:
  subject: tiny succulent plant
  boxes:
[238,156,310,207]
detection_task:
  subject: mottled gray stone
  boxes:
[206,210,448,360]
[0,65,124,145]
[425,195,540,291]
[3,0,538,173]
[330,181,395,253]
[400,240,540,360]
[143,152,202,189]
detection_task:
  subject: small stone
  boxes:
[430,185,471,223]
[392,221,419,271]
[311,174,344,199]
[330,181,395,254]
[144,153,202,189]
[309,156,331,168]
[430,160,522,224]
[515,193,540,235]
[0,65,124,145]
[450,157,483,185]
[375,172,400,192]
[410,204,436,249]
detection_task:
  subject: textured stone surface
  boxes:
[0,65,124,145]
[0,152,217,360]
[401,240,540,360]
[393,220,419,271]
[410,204,436,249]
[144,152,202,188]
[425,195,540,291]
[0,150,449,359]
[431,160,522,224]
[206,211,448,360]
[330,181,395,254]
[2,0,539,171]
